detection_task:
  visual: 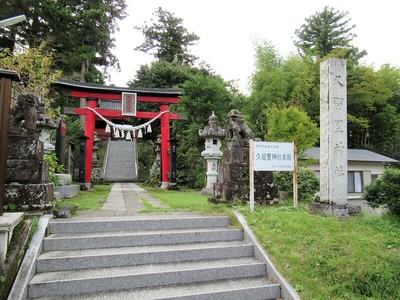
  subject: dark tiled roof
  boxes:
[55,79,182,96]
[305,147,399,163]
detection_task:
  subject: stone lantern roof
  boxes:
[198,111,225,138]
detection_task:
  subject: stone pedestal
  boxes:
[4,183,53,210]
[201,156,220,195]
[309,202,361,217]
[0,213,24,261]
[54,174,80,198]
[214,144,278,203]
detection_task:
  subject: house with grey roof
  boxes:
[304,147,399,198]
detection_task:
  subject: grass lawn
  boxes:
[143,186,400,299]
[55,184,112,210]
[238,201,400,299]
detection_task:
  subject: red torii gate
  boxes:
[55,79,183,188]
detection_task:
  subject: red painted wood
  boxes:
[84,98,98,185]
[70,91,180,104]
[160,104,171,184]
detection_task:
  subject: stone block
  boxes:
[5,183,54,210]
[6,159,49,184]
[55,174,72,186]
[308,202,361,217]
[7,135,44,160]
[54,185,80,198]
[215,144,278,203]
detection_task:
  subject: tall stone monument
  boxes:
[310,58,360,216]
[198,112,225,195]
[5,93,54,211]
[320,58,348,204]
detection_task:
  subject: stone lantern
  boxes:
[198,112,225,195]
[36,103,58,154]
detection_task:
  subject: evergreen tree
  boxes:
[294,6,362,58]
[135,7,200,65]
[0,0,127,82]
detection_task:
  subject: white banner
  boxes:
[253,141,295,171]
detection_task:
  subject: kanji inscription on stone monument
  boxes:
[320,58,348,205]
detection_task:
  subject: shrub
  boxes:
[44,153,64,186]
[363,168,400,216]
[273,168,319,201]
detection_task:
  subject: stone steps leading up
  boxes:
[104,139,137,181]
[28,214,282,299]
[34,278,280,300]
[36,241,254,272]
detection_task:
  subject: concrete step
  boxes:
[104,140,137,180]
[43,227,243,251]
[37,241,254,272]
[28,258,267,298]
[49,215,230,233]
[34,277,280,300]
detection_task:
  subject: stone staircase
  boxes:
[27,214,282,299]
[104,139,138,181]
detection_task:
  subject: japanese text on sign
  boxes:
[122,92,137,116]
[253,141,294,171]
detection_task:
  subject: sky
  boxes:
[108,0,400,94]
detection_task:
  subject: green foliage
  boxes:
[244,42,320,137]
[129,60,192,89]
[0,42,61,109]
[294,6,359,58]
[1,0,127,82]
[173,70,236,188]
[135,7,200,65]
[44,153,64,186]
[273,168,319,201]
[265,106,319,154]
[363,168,400,216]
[244,41,286,137]
[137,140,156,180]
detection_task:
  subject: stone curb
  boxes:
[7,214,53,300]
[234,210,301,300]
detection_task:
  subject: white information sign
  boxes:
[249,140,297,212]
[253,141,295,171]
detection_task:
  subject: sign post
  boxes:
[249,139,255,212]
[293,141,298,208]
[249,141,297,212]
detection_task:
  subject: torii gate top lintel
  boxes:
[56,78,182,103]
[55,79,183,188]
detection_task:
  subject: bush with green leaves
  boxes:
[44,153,64,186]
[363,168,400,216]
[273,168,319,201]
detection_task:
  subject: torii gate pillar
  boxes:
[160,103,170,188]
[83,97,98,187]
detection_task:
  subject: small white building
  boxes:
[304,147,399,198]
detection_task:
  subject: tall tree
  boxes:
[245,41,319,137]
[293,6,360,58]
[0,0,127,83]
[265,106,319,155]
[135,7,200,65]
